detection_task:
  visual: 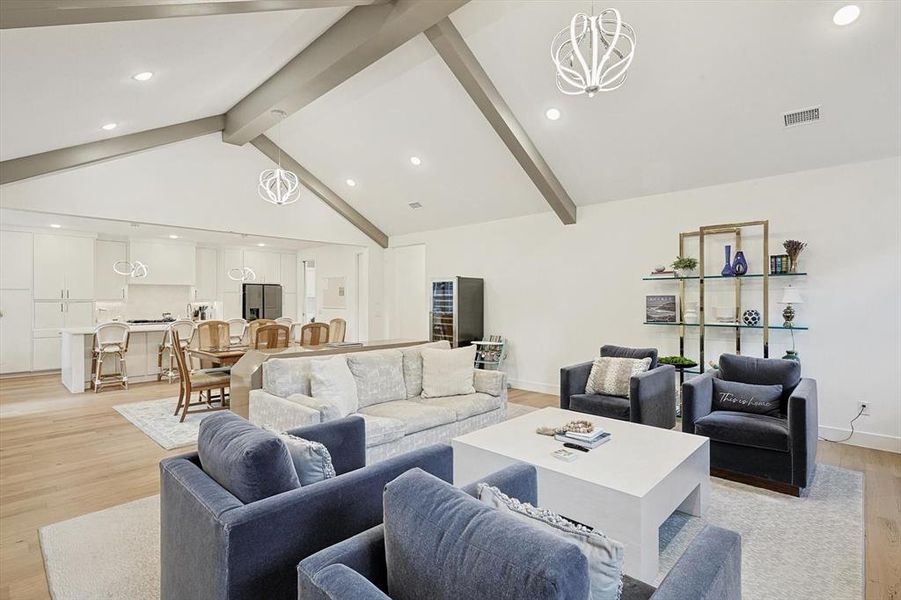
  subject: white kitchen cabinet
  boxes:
[127,333,149,377]
[222,292,242,319]
[0,230,33,290]
[243,250,280,284]
[280,253,297,294]
[128,240,196,286]
[194,247,218,301]
[33,337,61,371]
[0,289,32,373]
[34,234,94,300]
[66,302,94,328]
[219,248,243,293]
[145,331,165,377]
[34,301,65,332]
[95,240,127,300]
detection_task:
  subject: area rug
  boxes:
[115,398,539,451]
[39,464,863,600]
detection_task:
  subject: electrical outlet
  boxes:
[857,402,870,416]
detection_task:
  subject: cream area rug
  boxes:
[39,463,863,600]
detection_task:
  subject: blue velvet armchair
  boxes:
[159,415,453,600]
[561,345,676,429]
[682,354,818,496]
[298,464,742,600]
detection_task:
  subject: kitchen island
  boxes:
[60,323,171,393]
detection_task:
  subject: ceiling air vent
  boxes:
[783,106,820,128]
[408,201,423,209]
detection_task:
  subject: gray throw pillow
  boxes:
[712,379,783,416]
[278,433,336,485]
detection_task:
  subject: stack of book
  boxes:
[554,427,612,449]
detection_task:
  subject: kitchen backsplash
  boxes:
[96,285,194,322]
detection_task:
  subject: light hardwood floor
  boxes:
[0,377,897,600]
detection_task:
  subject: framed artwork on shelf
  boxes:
[646,295,678,323]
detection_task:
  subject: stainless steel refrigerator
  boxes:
[242,283,282,321]
[430,277,483,347]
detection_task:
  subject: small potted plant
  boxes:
[671,256,699,278]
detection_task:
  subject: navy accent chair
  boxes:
[298,465,742,600]
[561,345,676,429]
[682,354,817,496]
[159,414,453,600]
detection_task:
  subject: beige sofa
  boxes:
[249,341,507,463]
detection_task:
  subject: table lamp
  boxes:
[779,285,804,328]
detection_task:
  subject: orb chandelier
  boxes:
[551,8,636,97]
[113,260,149,279]
[227,266,257,282]
[258,109,300,206]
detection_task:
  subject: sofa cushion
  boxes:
[198,412,300,504]
[586,356,651,398]
[421,345,476,398]
[278,433,336,486]
[310,356,359,418]
[400,341,451,398]
[421,392,503,420]
[570,393,631,421]
[358,413,406,448]
[263,356,315,397]
[359,400,456,435]
[712,379,783,417]
[695,411,790,452]
[383,468,590,600]
[346,350,406,408]
[718,354,801,404]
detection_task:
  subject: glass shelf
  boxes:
[642,272,807,281]
[644,322,808,330]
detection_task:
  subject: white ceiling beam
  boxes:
[250,135,389,248]
[0,115,225,185]
[0,0,389,29]
[222,0,468,145]
[426,18,577,225]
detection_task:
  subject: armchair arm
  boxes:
[298,526,388,600]
[629,365,676,429]
[460,463,538,505]
[219,444,453,600]
[306,565,390,600]
[287,416,366,476]
[560,361,593,409]
[681,370,717,434]
[249,389,320,432]
[473,369,506,397]
[652,525,741,600]
[788,378,818,487]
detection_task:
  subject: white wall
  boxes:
[388,157,901,453]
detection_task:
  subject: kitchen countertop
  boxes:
[61,323,173,335]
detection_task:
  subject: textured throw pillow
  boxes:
[263,357,313,397]
[346,350,406,408]
[278,433,336,485]
[400,341,451,398]
[421,345,476,398]
[586,356,652,398]
[310,356,359,418]
[712,379,783,416]
[478,484,625,600]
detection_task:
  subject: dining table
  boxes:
[188,345,251,367]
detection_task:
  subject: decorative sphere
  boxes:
[742,309,761,326]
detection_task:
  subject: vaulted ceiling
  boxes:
[1,1,899,241]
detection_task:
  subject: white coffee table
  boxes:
[453,407,710,583]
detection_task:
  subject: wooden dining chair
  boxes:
[171,331,231,423]
[254,324,290,350]
[328,318,347,343]
[193,320,231,370]
[245,319,276,346]
[300,322,330,346]
[274,317,294,327]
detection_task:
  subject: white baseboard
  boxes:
[508,378,558,396]
[818,426,901,454]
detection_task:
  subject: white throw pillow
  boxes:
[585,356,652,398]
[400,341,451,398]
[478,484,625,600]
[310,356,359,418]
[278,433,336,486]
[420,345,476,398]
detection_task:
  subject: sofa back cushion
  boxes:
[310,355,359,417]
[718,354,800,410]
[383,468,590,600]
[600,345,658,370]
[400,341,451,398]
[346,350,406,408]
[421,345,476,398]
[197,412,299,504]
[262,356,318,398]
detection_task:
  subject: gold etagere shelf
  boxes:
[644,220,808,377]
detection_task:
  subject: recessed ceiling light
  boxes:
[346,179,357,187]
[409,156,422,166]
[168,234,179,239]
[132,71,153,81]
[545,108,561,121]
[49,223,62,229]
[257,242,266,247]
[101,122,117,131]
[833,5,860,25]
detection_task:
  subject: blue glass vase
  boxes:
[721,245,734,277]
[732,250,749,276]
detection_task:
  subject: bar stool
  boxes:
[157,319,196,383]
[92,322,130,393]
[226,318,247,345]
